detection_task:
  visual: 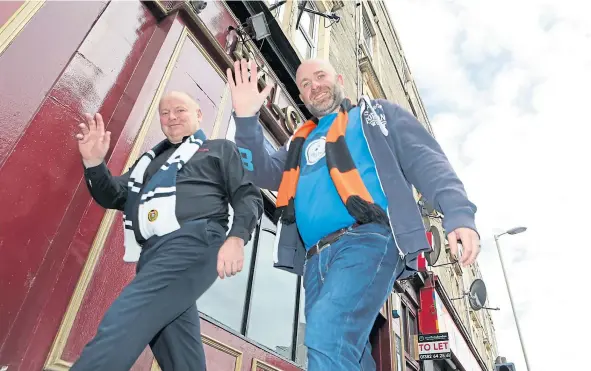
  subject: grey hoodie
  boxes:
[234,97,477,278]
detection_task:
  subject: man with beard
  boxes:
[71,91,262,370]
[227,59,480,370]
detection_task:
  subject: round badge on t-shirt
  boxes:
[305,136,326,166]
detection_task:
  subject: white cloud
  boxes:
[388,0,591,370]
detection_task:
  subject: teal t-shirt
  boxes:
[294,107,389,249]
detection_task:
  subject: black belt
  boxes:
[306,223,360,260]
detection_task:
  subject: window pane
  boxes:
[408,312,418,359]
[246,214,298,358]
[299,1,317,37]
[362,16,373,55]
[362,16,371,39]
[294,29,312,59]
[300,11,311,38]
[308,13,316,37]
[263,136,277,155]
[269,0,285,21]
[295,283,307,368]
[225,115,236,141]
[197,208,255,332]
[395,335,403,371]
[402,305,410,351]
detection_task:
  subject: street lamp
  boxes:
[505,226,527,235]
[494,227,530,371]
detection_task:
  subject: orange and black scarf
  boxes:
[276,99,388,226]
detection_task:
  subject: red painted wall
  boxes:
[0,1,109,166]
[0,1,24,27]
[419,282,439,335]
[0,1,163,369]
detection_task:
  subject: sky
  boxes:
[386,0,591,369]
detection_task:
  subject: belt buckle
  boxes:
[311,241,320,253]
[317,241,330,253]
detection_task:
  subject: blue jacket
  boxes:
[234,97,477,278]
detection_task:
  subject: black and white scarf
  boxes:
[122,129,207,262]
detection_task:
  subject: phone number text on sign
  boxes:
[419,352,452,360]
[417,332,451,361]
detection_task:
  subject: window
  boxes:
[246,213,299,357]
[295,283,307,368]
[294,1,318,58]
[391,293,404,371]
[196,209,255,331]
[395,334,403,371]
[198,204,302,364]
[405,311,418,360]
[362,11,375,56]
[263,129,279,154]
[401,300,419,371]
[198,119,303,364]
[268,0,286,22]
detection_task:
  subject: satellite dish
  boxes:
[468,279,488,311]
[425,226,441,266]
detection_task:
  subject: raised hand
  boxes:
[226,59,274,117]
[76,113,111,168]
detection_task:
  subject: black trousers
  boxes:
[71,219,226,371]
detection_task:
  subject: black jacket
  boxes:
[84,138,263,243]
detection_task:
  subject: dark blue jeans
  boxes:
[303,223,404,371]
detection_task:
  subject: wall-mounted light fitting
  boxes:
[246,12,271,41]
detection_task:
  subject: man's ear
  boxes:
[337,74,344,86]
[196,108,203,122]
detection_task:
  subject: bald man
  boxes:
[229,59,479,371]
[72,91,263,370]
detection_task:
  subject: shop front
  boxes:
[0,1,394,370]
[418,274,488,371]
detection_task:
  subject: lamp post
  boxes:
[494,226,530,371]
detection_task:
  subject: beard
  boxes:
[304,83,346,118]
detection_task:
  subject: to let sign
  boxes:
[417,333,451,361]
